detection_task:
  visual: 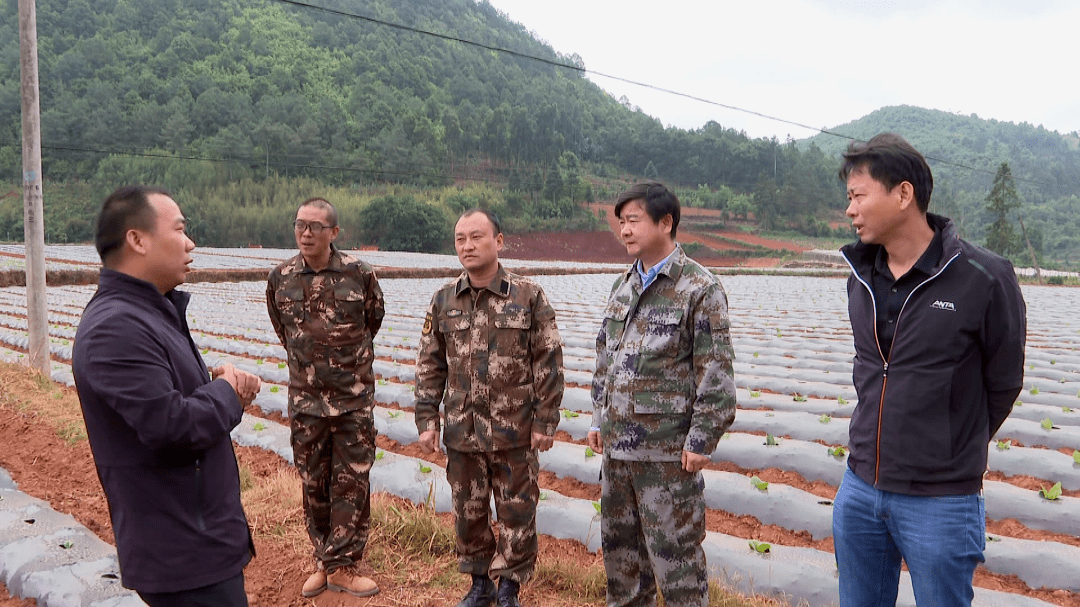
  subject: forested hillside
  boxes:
[1,0,1078,267]
[802,106,1080,266]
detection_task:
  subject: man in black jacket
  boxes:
[74,186,261,606]
[834,134,1026,607]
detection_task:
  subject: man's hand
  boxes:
[418,429,442,455]
[234,370,261,407]
[211,364,260,408]
[531,432,554,452]
[681,450,710,473]
[586,430,603,454]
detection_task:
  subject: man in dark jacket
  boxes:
[73,185,261,606]
[834,134,1027,607]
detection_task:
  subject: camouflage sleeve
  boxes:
[266,270,287,348]
[685,282,737,455]
[530,286,564,437]
[413,296,447,435]
[590,276,622,430]
[364,266,385,339]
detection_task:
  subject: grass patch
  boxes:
[0,361,87,444]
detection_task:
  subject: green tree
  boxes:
[984,162,1021,256]
[358,195,450,253]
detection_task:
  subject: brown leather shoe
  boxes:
[327,566,380,598]
[301,569,327,598]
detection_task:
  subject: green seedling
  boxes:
[793,393,807,402]
[995,440,1011,451]
[1062,378,1068,384]
[62,339,69,346]
[277,362,286,369]
[539,492,548,501]
[828,446,847,458]
[419,462,432,474]
[387,411,403,419]
[201,348,209,354]
[1064,407,1073,413]
[584,447,596,458]
[1015,400,1022,406]
[765,413,775,418]
[750,476,769,491]
[1041,418,1055,430]
[1030,386,1040,395]
[1039,482,1063,500]
[987,535,1001,542]
[377,379,387,386]
[561,409,579,418]
[837,397,848,405]
[592,501,602,514]
[252,422,266,431]
[721,432,732,440]
[819,414,832,424]
[765,434,780,446]
[776,329,782,338]
[255,359,264,365]
[60,540,74,549]
[1073,450,1080,464]
[1051,360,1056,364]
[749,390,761,398]
[753,352,759,358]
[270,386,279,393]
[375,451,385,460]
[748,540,771,554]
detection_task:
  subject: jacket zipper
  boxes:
[843,250,961,486]
[194,458,206,532]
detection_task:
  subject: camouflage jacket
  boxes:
[266,245,385,416]
[414,265,564,452]
[591,245,736,461]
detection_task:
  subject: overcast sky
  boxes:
[483,0,1079,141]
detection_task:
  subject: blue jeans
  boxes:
[832,469,985,607]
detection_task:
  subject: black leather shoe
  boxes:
[496,578,521,607]
[456,574,496,607]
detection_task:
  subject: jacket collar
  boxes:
[453,263,511,298]
[842,213,961,277]
[97,268,190,323]
[294,243,346,274]
[623,243,687,286]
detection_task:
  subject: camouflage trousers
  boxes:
[445,446,540,584]
[601,457,708,607]
[290,409,375,573]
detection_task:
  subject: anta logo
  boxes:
[930,300,956,311]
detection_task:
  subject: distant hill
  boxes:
[799,106,1080,267]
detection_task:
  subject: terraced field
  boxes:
[1,246,1078,606]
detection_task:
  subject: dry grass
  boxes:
[0,360,87,444]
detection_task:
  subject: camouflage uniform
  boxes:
[414,265,564,583]
[266,244,385,573]
[591,245,736,607]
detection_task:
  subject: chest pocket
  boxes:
[641,307,686,359]
[277,284,306,324]
[332,281,366,326]
[494,310,531,355]
[438,311,471,360]
[599,301,630,351]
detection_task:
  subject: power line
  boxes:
[269,0,1068,191]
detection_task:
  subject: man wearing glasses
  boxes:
[266,197,385,598]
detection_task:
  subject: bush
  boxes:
[358,195,451,253]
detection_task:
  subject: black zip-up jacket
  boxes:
[840,214,1026,495]
[73,270,253,593]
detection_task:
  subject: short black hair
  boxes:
[298,197,338,227]
[838,133,933,213]
[615,181,681,239]
[95,185,169,266]
[459,208,502,236]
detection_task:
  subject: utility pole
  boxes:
[19,0,50,377]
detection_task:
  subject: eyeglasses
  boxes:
[294,220,334,234]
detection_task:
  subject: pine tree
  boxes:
[984,162,1021,256]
